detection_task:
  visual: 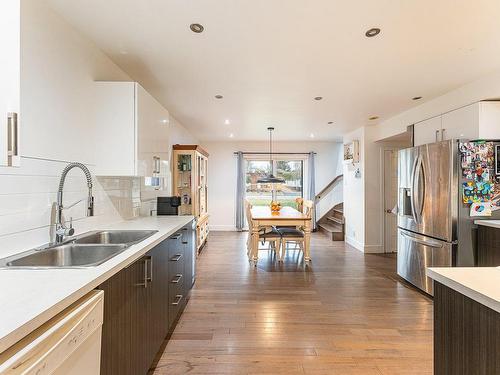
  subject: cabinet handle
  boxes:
[153,156,160,174]
[435,129,440,142]
[136,256,152,288]
[171,233,182,240]
[182,240,188,244]
[7,112,18,167]
[172,294,183,306]
[441,128,446,141]
[170,254,182,262]
[146,255,153,283]
[171,274,182,283]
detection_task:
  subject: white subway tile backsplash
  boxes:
[0,157,141,258]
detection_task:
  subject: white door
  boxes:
[0,0,20,166]
[384,149,398,253]
[441,103,479,141]
[413,116,442,146]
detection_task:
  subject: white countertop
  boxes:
[474,219,500,229]
[0,215,194,354]
[427,267,500,313]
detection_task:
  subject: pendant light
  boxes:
[257,127,285,184]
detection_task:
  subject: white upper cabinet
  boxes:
[414,101,500,146]
[414,116,442,146]
[94,82,170,176]
[441,103,479,141]
[0,0,20,167]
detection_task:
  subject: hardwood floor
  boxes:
[151,231,433,375]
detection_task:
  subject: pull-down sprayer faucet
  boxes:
[55,162,94,243]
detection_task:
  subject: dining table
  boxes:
[249,205,312,264]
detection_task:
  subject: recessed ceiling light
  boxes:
[365,28,381,37]
[314,96,323,101]
[161,119,168,124]
[328,121,334,125]
[190,23,204,33]
[224,119,230,125]
[369,115,379,120]
[215,94,223,99]
[229,133,234,138]
[412,96,423,100]
[310,133,315,138]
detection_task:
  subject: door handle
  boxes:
[410,155,419,222]
[401,231,443,248]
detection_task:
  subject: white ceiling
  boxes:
[47,0,500,141]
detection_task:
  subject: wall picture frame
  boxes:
[343,140,359,164]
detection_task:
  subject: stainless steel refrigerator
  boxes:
[397,139,499,295]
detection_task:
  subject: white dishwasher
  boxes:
[0,290,104,375]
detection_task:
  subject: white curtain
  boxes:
[235,152,245,230]
[307,152,317,230]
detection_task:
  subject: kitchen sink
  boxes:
[0,229,159,269]
[2,244,128,268]
[74,230,158,245]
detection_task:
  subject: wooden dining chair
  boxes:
[244,199,281,259]
[276,199,313,262]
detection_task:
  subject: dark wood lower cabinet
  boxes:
[434,282,500,375]
[477,225,500,266]
[98,220,195,375]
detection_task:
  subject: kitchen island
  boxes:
[427,267,500,375]
[475,220,500,266]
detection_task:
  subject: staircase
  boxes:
[317,202,344,241]
[314,174,344,241]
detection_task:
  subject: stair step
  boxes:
[326,216,344,225]
[333,207,343,214]
[318,222,343,233]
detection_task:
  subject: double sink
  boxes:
[0,230,158,269]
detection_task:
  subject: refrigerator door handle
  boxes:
[401,230,443,248]
[410,154,420,223]
[415,154,425,221]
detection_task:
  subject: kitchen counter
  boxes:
[474,219,500,229]
[427,267,500,313]
[428,266,500,374]
[0,215,193,354]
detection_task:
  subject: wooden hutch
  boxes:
[172,145,209,252]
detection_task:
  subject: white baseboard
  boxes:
[345,236,384,253]
[210,225,238,231]
[345,236,364,252]
[363,244,384,253]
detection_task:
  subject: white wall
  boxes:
[342,128,365,250]
[0,0,196,257]
[343,127,410,254]
[201,140,343,230]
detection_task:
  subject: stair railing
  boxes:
[314,174,343,204]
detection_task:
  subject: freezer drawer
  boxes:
[397,229,455,295]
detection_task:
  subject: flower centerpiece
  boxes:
[270,201,281,212]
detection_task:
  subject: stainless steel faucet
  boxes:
[55,162,94,243]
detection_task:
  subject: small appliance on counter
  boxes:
[397,139,500,295]
[157,196,181,215]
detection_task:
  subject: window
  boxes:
[245,159,304,209]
